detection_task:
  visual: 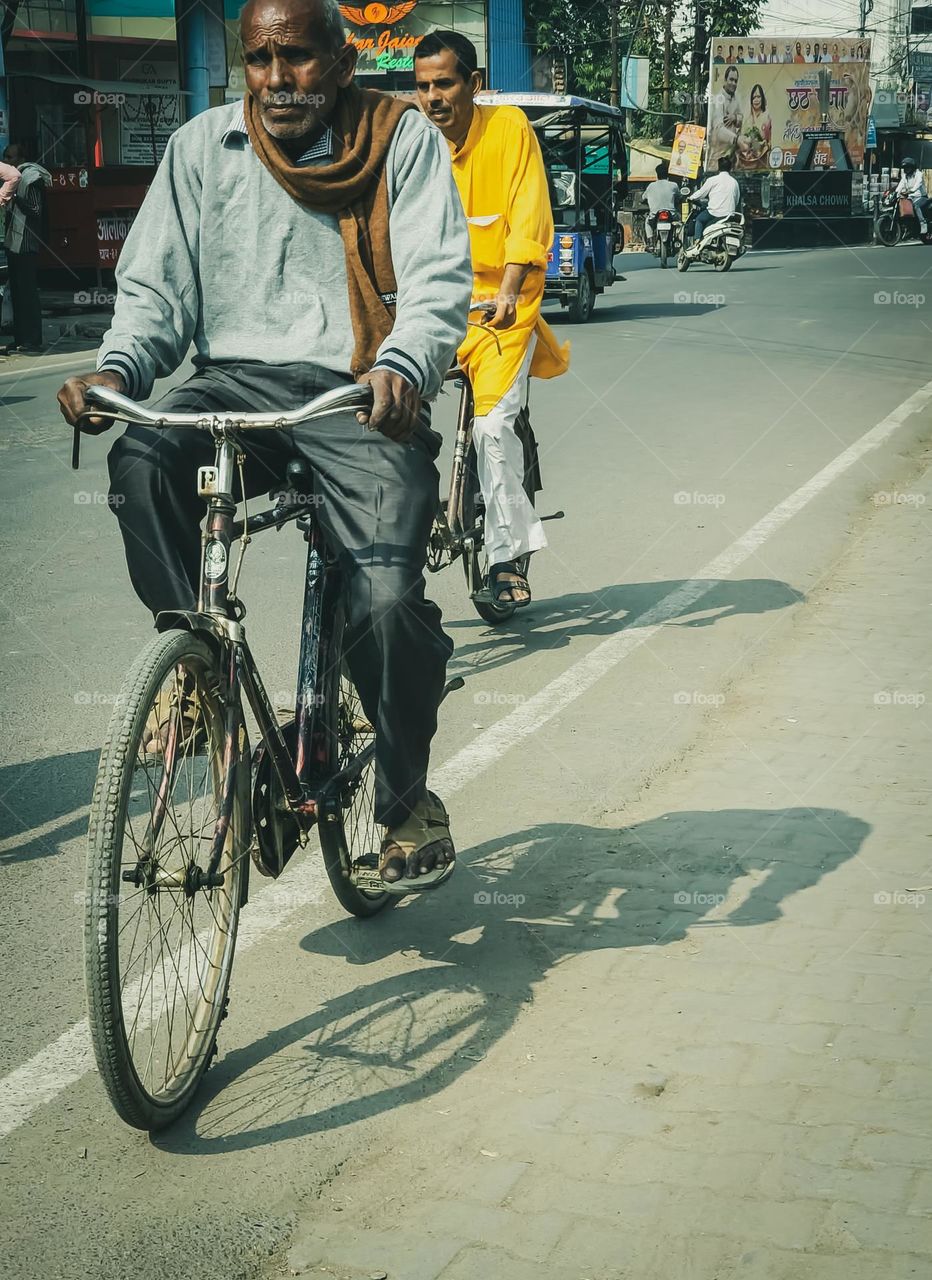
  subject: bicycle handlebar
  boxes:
[83,382,374,430]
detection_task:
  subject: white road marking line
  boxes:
[0,354,98,381]
[1,377,931,1140]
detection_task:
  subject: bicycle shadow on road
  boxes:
[160,804,866,1155]
[446,577,804,678]
[0,748,98,863]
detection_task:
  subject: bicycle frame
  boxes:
[429,369,475,567]
[158,426,351,883]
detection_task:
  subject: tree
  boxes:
[526,0,765,136]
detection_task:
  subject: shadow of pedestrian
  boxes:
[446,577,804,678]
[159,805,867,1154]
[0,749,98,863]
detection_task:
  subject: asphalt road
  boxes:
[2,242,931,1278]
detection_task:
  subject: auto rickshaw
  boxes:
[474,93,628,323]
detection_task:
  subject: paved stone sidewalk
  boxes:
[278,458,932,1279]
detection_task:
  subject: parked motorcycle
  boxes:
[876,190,932,247]
[677,196,746,273]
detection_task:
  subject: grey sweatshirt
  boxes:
[97,102,473,400]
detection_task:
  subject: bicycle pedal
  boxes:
[351,854,385,893]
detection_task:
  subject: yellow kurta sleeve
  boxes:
[502,115,553,268]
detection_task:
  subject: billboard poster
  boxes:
[669,123,705,178]
[707,37,872,173]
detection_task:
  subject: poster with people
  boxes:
[669,123,706,179]
[706,37,872,173]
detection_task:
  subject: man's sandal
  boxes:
[488,560,531,608]
[379,791,456,896]
[140,679,208,759]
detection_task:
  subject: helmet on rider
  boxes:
[902,156,917,173]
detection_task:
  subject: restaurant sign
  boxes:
[340,2,424,71]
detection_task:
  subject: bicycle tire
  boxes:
[462,405,538,626]
[317,600,392,918]
[85,628,249,1130]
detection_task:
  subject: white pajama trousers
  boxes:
[471,335,548,567]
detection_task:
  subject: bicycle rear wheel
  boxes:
[462,404,539,625]
[317,601,392,917]
[84,629,249,1130]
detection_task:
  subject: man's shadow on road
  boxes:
[0,749,98,864]
[446,577,804,679]
[160,804,867,1154]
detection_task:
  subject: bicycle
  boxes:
[429,314,563,624]
[74,380,461,1130]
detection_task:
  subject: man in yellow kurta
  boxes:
[414,31,570,606]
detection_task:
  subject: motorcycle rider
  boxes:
[644,162,682,248]
[687,156,741,245]
[894,157,931,240]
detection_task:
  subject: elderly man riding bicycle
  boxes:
[57,0,473,894]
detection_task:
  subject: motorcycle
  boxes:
[876,190,932,247]
[676,196,746,273]
[646,207,683,268]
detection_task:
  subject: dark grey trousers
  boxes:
[107,361,453,828]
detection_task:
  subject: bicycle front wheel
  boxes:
[84,628,249,1130]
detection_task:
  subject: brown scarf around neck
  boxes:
[244,85,413,378]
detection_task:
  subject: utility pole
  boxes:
[610,1,619,108]
[662,0,672,119]
[692,0,703,122]
[859,0,874,39]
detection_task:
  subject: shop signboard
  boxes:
[707,36,872,173]
[783,169,852,218]
[96,210,137,265]
[118,60,181,165]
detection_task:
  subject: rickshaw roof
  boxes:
[473,93,626,127]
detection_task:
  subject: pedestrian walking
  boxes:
[3,143,51,355]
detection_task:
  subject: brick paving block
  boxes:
[878,1063,932,1101]
[860,973,932,1005]
[757,1152,916,1213]
[663,1079,804,1120]
[666,1189,823,1249]
[815,1202,932,1255]
[794,967,866,1002]
[548,1222,740,1279]
[603,1141,765,1195]
[443,1158,531,1207]
[471,1126,624,1179]
[287,1226,465,1280]
[424,1201,567,1261]
[739,1047,885,1095]
[907,1169,932,1215]
[658,1042,751,1082]
[561,1095,677,1139]
[725,1248,924,1279]
[681,1114,859,1165]
[780,993,912,1035]
[854,1132,932,1168]
[437,1245,567,1280]
[506,1171,668,1221]
[831,1026,932,1067]
[793,1089,930,1134]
